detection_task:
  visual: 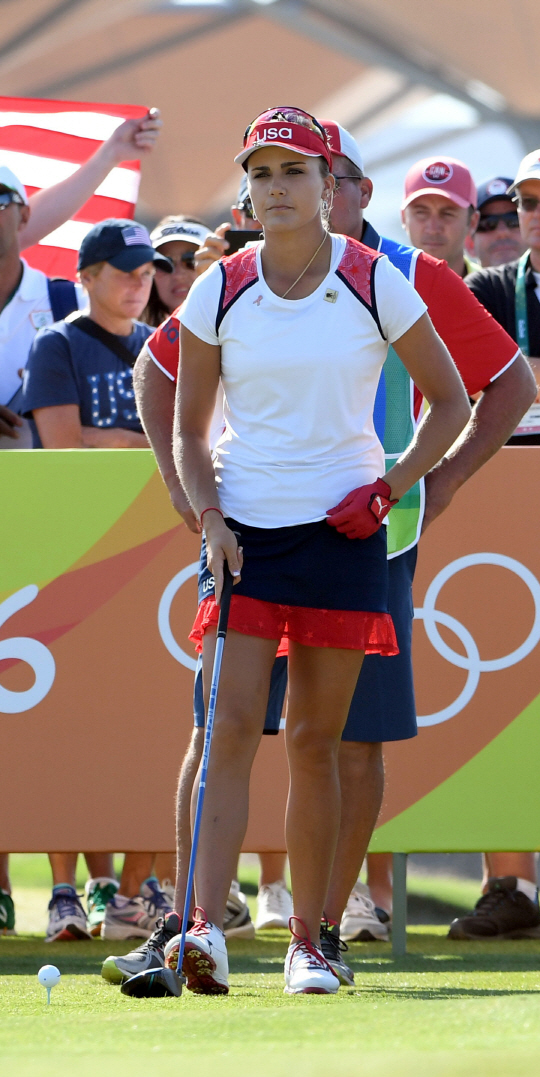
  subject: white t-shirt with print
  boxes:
[180,234,427,528]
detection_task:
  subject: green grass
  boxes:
[3,856,539,1077]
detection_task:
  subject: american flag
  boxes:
[122,224,151,246]
[0,95,147,280]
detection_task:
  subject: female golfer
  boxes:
[174,107,470,995]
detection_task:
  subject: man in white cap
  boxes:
[0,110,162,449]
[401,155,479,278]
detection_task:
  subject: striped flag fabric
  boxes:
[0,96,148,280]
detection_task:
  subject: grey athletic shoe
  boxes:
[102,911,182,985]
[320,919,355,986]
[223,880,255,939]
[100,878,172,941]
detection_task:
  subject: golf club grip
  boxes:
[217,563,234,638]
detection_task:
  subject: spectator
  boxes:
[445,151,540,940]
[0,110,162,450]
[22,219,175,942]
[0,109,162,934]
[471,177,527,268]
[401,155,479,277]
[145,216,211,326]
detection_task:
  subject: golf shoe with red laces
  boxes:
[284,917,340,995]
[165,908,229,995]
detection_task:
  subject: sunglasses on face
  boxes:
[516,196,540,214]
[476,211,520,233]
[157,250,197,271]
[333,175,363,191]
[243,107,327,145]
[0,191,25,211]
[236,196,255,219]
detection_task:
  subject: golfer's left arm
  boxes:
[384,313,471,501]
[421,353,536,529]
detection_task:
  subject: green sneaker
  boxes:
[0,889,16,935]
[85,878,119,937]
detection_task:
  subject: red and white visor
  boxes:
[235,107,333,170]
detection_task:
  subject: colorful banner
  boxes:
[1,448,540,853]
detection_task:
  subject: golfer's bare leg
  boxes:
[194,629,278,927]
[285,642,364,943]
[323,741,384,924]
[173,726,204,914]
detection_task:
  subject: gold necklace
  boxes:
[280,232,329,299]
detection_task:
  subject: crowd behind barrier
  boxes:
[1,101,540,987]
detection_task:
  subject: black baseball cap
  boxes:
[78,218,173,273]
[476,177,514,212]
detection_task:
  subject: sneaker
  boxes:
[256,879,293,930]
[0,889,16,936]
[166,907,229,995]
[448,876,540,940]
[121,966,184,998]
[320,918,354,986]
[45,886,92,942]
[85,877,119,938]
[223,879,255,939]
[100,878,172,941]
[340,881,390,942]
[102,911,182,985]
[284,917,339,995]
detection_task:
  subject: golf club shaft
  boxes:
[177,561,235,971]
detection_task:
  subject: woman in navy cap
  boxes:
[173,107,470,996]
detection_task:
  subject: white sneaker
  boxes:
[100,878,173,941]
[160,878,175,905]
[167,908,229,995]
[256,879,293,930]
[284,919,339,995]
[340,880,390,942]
[46,886,92,942]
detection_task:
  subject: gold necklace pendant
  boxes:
[281,232,329,300]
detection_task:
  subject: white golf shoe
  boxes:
[166,908,229,995]
[284,917,340,995]
[256,879,293,930]
[340,880,390,942]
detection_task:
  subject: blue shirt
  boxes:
[22,318,151,447]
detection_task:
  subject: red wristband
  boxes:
[200,507,224,525]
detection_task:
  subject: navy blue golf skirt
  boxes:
[190,517,397,654]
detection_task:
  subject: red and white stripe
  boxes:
[0,96,147,280]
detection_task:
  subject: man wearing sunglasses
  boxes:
[472,177,527,269]
[466,150,540,449]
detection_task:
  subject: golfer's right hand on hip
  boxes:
[204,513,243,604]
[326,477,398,540]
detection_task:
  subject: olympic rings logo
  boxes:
[415,553,540,727]
[158,562,199,672]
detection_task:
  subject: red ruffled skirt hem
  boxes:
[189,595,398,655]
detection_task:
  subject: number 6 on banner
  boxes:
[0,585,56,714]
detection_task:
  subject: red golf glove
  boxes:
[326,477,399,540]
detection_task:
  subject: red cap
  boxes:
[402,156,477,210]
[235,107,333,171]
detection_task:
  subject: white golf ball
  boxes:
[38,965,61,989]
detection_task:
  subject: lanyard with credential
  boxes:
[515,250,531,357]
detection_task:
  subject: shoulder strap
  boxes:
[515,251,531,357]
[47,278,79,322]
[67,313,138,368]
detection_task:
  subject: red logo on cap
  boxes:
[423,162,453,185]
